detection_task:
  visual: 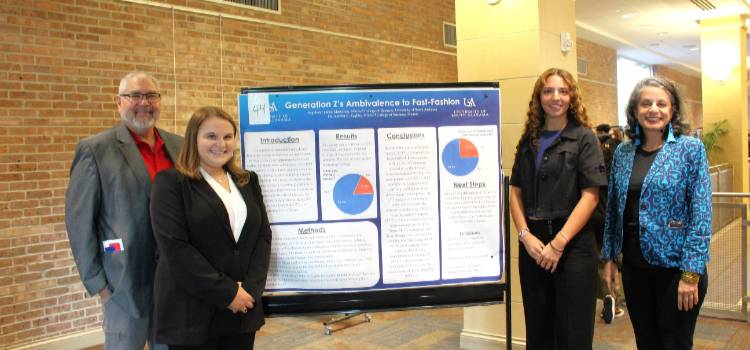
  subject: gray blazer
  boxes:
[65,122,182,318]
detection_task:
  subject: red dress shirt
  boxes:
[127,128,174,181]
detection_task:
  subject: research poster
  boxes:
[239,83,503,292]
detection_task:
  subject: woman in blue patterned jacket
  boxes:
[601,77,711,350]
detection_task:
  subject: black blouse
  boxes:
[622,146,660,268]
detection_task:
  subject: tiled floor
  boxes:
[255,308,462,349]
[85,306,750,349]
[253,307,750,350]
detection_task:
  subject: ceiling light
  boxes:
[703,43,739,83]
[620,13,636,19]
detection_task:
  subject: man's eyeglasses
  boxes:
[119,92,161,103]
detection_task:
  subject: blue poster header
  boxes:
[239,87,500,131]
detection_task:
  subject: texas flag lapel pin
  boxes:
[103,239,124,253]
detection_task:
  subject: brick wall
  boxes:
[576,38,618,127]
[653,65,703,129]
[0,0,456,347]
[575,39,703,130]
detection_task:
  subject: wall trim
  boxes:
[7,329,103,350]
[459,329,526,350]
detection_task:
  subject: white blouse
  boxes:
[199,167,247,242]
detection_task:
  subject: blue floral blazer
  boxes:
[601,133,712,274]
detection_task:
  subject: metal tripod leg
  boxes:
[323,312,372,335]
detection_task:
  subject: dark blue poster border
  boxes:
[238,83,508,318]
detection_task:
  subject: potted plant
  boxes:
[700,119,728,165]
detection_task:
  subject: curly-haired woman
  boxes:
[510,68,606,349]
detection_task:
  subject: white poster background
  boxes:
[319,129,378,221]
[244,130,318,223]
[247,93,271,125]
[378,127,440,284]
[438,125,501,279]
[266,222,380,290]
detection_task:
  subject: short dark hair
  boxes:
[595,124,611,133]
[624,77,690,141]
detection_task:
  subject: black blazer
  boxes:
[150,168,272,346]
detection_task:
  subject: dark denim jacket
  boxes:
[511,121,607,218]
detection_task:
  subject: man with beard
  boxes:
[65,71,182,350]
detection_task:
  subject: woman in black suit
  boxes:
[150,106,272,350]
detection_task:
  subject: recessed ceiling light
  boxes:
[620,13,636,19]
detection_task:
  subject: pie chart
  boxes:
[333,174,374,215]
[442,138,479,176]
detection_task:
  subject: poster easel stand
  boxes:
[503,176,512,350]
[322,312,372,335]
[245,82,510,343]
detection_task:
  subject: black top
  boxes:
[624,147,660,225]
[511,121,607,219]
[623,146,660,268]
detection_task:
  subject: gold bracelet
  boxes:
[680,271,700,284]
